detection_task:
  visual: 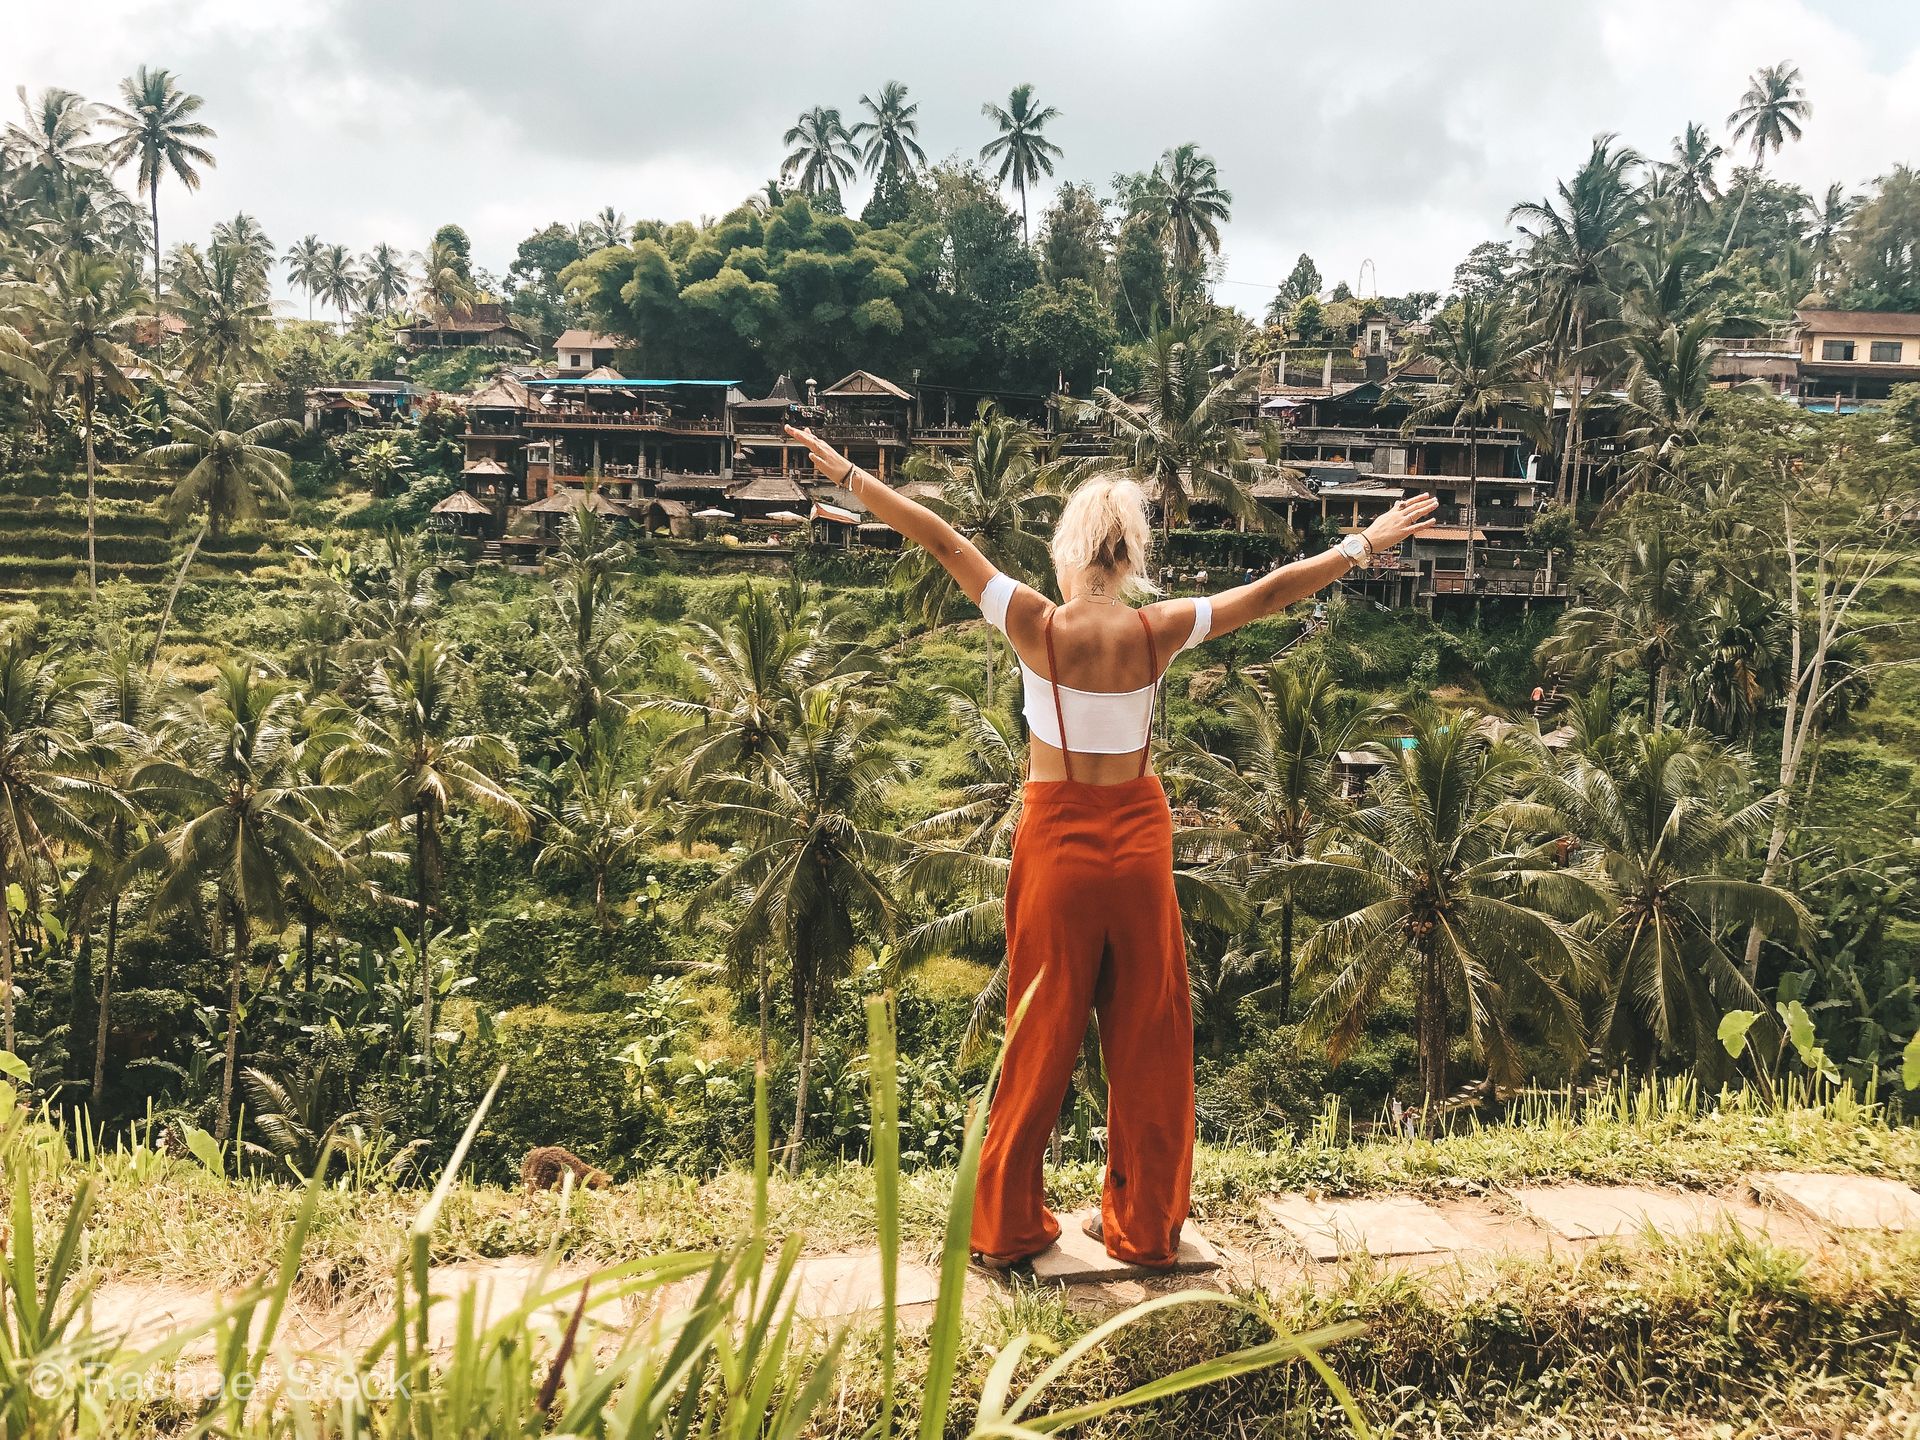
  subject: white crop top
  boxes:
[979,572,1211,753]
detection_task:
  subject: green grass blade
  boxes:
[754,1058,770,1236]
[1020,1321,1366,1433]
[919,974,1036,1440]
[866,992,900,1440]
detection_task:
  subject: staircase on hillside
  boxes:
[1532,682,1565,721]
[479,541,503,565]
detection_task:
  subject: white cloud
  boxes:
[6,0,1916,322]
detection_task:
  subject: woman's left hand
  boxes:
[785,425,851,481]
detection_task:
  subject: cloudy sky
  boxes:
[10,1,1920,318]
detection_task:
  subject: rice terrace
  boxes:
[4,3,1920,1435]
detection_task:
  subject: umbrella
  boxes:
[693,507,735,519]
[764,509,806,522]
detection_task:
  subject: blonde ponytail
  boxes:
[1051,474,1158,599]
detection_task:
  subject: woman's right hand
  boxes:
[1363,492,1440,551]
[785,425,851,483]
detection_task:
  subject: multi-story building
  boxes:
[1259,379,1560,605]
[553,329,624,373]
[1795,308,1920,410]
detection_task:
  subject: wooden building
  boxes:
[397,303,535,353]
[819,371,911,478]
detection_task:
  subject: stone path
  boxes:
[80,1170,1920,1354]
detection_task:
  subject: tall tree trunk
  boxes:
[1417,942,1447,1110]
[84,376,99,600]
[1464,421,1480,582]
[149,177,162,334]
[416,804,435,1084]
[787,970,815,1174]
[147,516,208,673]
[217,904,248,1143]
[0,849,14,1054]
[91,895,120,1110]
[1721,166,1758,261]
[1278,896,1295,1024]
[1651,659,1669,728]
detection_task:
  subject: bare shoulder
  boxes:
[1140,595,1203,640]
[998,577,1052,640]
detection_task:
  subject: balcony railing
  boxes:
[911,425,972,443]
[820,422,906,445]
[526,409,728,434]
[1425,573,1568,597]
[1271,424,1530,445]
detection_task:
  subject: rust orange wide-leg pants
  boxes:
[970,775,1195,1268]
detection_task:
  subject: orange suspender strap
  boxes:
[1043,607,1074,783]
[1136,608,1159,778]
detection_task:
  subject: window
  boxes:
[1821,340,1856,361]
[568,353,584,367]
[1871,341,1904,363]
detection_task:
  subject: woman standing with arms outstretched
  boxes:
[787,425,1437,1268]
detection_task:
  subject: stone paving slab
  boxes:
[1508,1184,1736,1242]
[1261,1194,1470,1261]
[1755,1171,1920,1232]
[1027,1211,1221,1284]
[786,1253,942,1318]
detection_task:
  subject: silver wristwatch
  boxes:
[1337,533,1372,564]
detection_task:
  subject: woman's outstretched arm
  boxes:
[1203,492,1440,638]
[785,425,1000,602]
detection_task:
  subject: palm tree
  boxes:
[1534,724,1808,1069]
[0,630,113,1053]
[99,67,216,317]
[779,107,857,203]
[2,87,107,193]
[979,83,1063,243]
[850,82,926,182]
[1139,143,1232,295]
[1806,182,1858,289]
[414,236,478,330]
[1171,661,1361,1023]
[167,240,273,379]
[1609,311,1723,502]
[682,685,904,1167]
[1539,520,1708,726]
[360,242,410,316]
[1296,708,1598,1109]
[37,252,145,599]
[283,235,326,322]
[316,243,361,327]
[1510,135,1646,505]
[892,405,1058,630]
[210,213,274,282]
[73,647,159,1109]
[535,734,648,930]
[0,279,49,394]
[1085,315,1268,535]
[646,583,873,791]
[541,506,644,751]
[578,207,630,251]
[328,640,528,1085]
[1723,62,1812,259]
[1661,123,1723,231]
[133,663,344,1140]
[140,381,298,669]
[1398,295,1546,581]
